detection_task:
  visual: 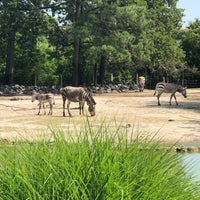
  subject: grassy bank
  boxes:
[0,119,199,199]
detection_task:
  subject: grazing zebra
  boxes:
[60,86,96,117]
[32,91,55,115]
[153,82,187,106]
[138,76,145,92]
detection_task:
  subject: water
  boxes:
[182,153,200,182]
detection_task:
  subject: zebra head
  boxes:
[181,87,187,98]
[86,93,96,116]
[178,86,187,98]
[31,91,38,102]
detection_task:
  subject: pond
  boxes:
[182,153,200,182]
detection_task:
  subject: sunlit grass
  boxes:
[0,119,199,199]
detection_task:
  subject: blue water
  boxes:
[182,153,200,182]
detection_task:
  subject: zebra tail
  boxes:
[153,90,156,96]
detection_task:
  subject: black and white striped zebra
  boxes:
[138,76,145,92]
[60,86,96,117]
[153,82,187,106]
[32,91,55,115]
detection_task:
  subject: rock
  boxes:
[175,146,186,153]
[10,96,20,101]
[0,83,140,96]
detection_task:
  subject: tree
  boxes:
[52,0,90,86]
[0,0,20,85]
[180,19,200,70]
[0,0,187,87]
[0,38,6,83]
[82,0,149,84]
[145,0,185,83]
[0,0,57,85]
[179,19,200,86]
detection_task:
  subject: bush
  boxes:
[0,120,199,199]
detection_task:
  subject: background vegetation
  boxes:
[0,0,200,88]
[0,121,199,199]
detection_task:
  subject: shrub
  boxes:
[0,120,199,199]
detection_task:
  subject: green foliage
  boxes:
[14,36,59,85]
[0,39,6,83]
[0,0,197,86]
[178,19,200,84]
[0,120,199,199]
[180,20,200,70]
[112,69,133,83]
[145,0,185,82]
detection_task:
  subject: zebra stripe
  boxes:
[32,91,55,115]
[153,82,187,106]
[60,86,96,117]
[138,76,145,92]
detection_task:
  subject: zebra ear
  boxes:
[59,88,63,93]
[88,92,96,105]
[91,95,96,105]
[32,90,36,95]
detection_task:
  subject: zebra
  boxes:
[153,82,187,106]
[60,86,96,117]
[138,76,145,92]
[32,91,55,115]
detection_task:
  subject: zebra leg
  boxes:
[79,102,81,115]
[82,102,85,115]
[43,103,46,115]
[141,84,144,92]
[157,94,161,106]
[169,94,173,106]
[67,101,72,117]
[62,98,66,117]
[170,93,177,106]
[157,90,163,106]
[173,95,178,105]
[48,103,53,115]
[38,103,41,115]
[79,101,84,115]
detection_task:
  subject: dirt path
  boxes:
[0,89,200,144]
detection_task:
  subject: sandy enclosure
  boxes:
[0,89,200,143]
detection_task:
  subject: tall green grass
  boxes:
[0,119,199,200]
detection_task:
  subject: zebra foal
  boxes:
[153,82,187,106]
[32,91,55,115]
[60,86,96,117]
[138,76,145,92]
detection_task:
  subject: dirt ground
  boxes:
[0,88,200,144]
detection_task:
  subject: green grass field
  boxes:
[0,119,199,199]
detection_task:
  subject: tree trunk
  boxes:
[4,31,16,85]
[93,63,98,86]
[72,38,81,86]
[72,1,82,86]
[98,56,106,84]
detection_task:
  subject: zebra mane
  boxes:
[86,91,96,105]
[32,90,37,95]
[176,84,184,92]
[60,88,64,94]
[32,90,39,97]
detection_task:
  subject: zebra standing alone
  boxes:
[32,91,55,115]
[153,82,187,106]
[138,76,145,92]
[60,86,96,117]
